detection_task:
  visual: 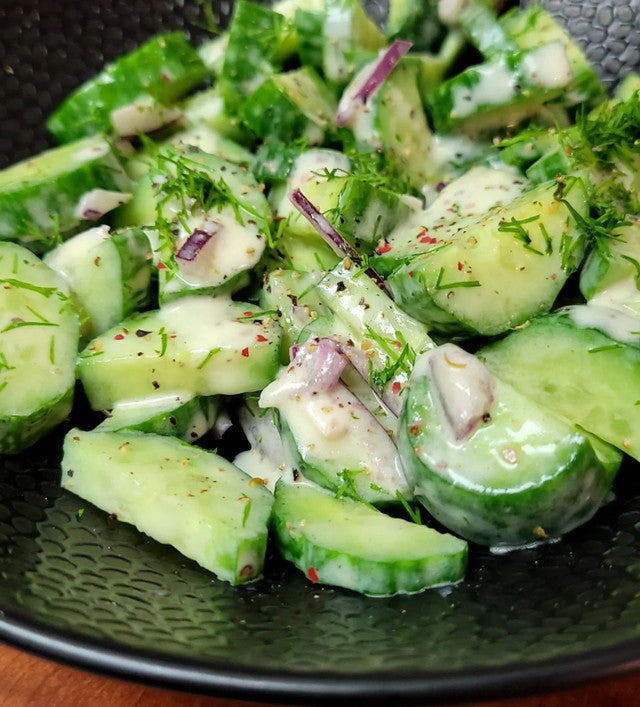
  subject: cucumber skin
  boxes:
[400,375,616,547]
[0,138,128,252]
[272,482,468,596]
[61,429,273,585]
[98,396,219,443]
[0,386,73,455]
[47,33,207,143]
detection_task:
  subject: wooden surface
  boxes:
[1,642,640,707]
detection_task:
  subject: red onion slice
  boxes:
[336,39,413,127]
[289,189,392,297]
[428,344,494,441]
[175,221,222,262]
[75,189,132,221]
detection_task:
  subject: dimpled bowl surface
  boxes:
[1,1,640,704]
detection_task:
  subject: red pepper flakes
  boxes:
[243,311,253,317]
[392,381,402,395]
[393,340,402,348]
[377,242,392,254]
[308,567,319,583]
[457,261,464,271]
[409,422,421,436]
[420,234,437,244]
[241,347,250,357]
[408,271,414,278]
[156,262,167,270]
[114,333,125,341]
[256,334,268,343]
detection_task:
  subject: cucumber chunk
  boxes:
[386,0,444,51]
[98,395,220,443]
[0,136,129,251]
[44,226,152,340]
[272,480,468,596]
[77,296,282,410]
[61,429,273,585]
[478,308,640,461]
[0,243,79,453]
[241,67,337,144]
[388,177,588,337]
[47,33,207,143]
[400,345,616,547]
[429,43,575,134]
[259,339,411,503]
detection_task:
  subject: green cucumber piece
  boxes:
[0,136,129,252]
[241,67,337,144]
[478,308,640,461]
[294,8,325,70]
[388,177,588,337]
[401,345,615,547]
[322,0,385,84]
[0,243,79,453]
[430,43,575,134]
[47,33,207,143]
[272,481,468,596]
[44,226,152,340]
[579,218,640,317]
[181,87,248,143]
[98,395,220,443]
[386,0,444,50]
[252,138,309,185]
[457,2,517,58]
[259,340,411,503]
[371,165,530,276]
[218,1,287,115]
[77,296,282,410]
[500,5,604,107]
[260,268,328,355]
[61,429,273,585]
[342,59,435,189]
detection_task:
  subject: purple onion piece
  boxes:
[82,209,103,220]
[353,39,413,104]
[336,40,413,127]
[306,337,348,390]
[175,223,221,262]
[289,189,393,298]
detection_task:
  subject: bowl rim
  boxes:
[2,605,640,704]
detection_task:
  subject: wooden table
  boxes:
[1,642,639,706]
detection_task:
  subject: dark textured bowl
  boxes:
[1,1,640,704]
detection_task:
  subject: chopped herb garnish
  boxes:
[395,490,422,525]
[434,267,481,290]
[588,344,623,353]
[197,347,221,369]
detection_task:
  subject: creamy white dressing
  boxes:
[110,98,183,137]
[521,42,573,89]
[590,277,640,317]
[173,205,264,287]
[323,4,353,83]
[74,189,132,220]
[565,304,640,345]
[451,59,516,120]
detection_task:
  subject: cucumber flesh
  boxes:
[0,243,79,453]
[98,395,220,443]
[478,309,640,461]
[61,429,273,585]
[272,480,468,596]
[401,345,616,547]
[77,295,282,410]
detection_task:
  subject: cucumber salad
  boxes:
[0,0,639,597]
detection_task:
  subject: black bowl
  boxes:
[1,2,640,704]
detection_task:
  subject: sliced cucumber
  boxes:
[98,395,220,443]
[386,0,444,50]
[259,339,411,504]
[77,296,282,410]
[0,136,129,251]
[500,5,604,107]
[388,177,588,337]
[429,43,575,134]
[478,308,640,461]
[322,0,385,84]
[400,345,616,547]
[44,226,152,340]
[47,33,207,143]
[371,165,530,276]
[0,243,79,453]
[240,67,337,144]
[61,429,273,585]
[272,480,468,596]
